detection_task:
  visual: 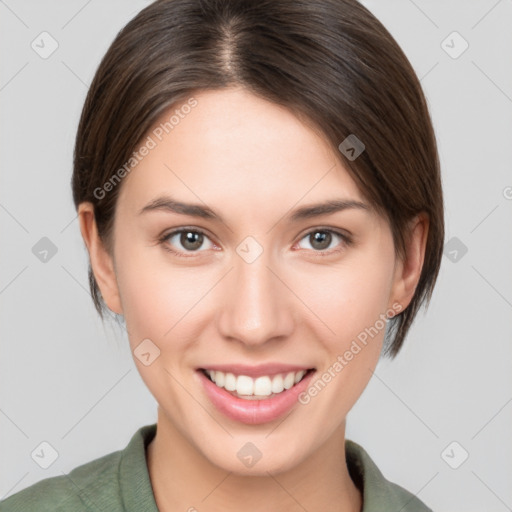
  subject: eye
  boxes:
[159,228,215,256]
[296,228,352,254]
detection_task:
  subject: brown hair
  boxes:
[72,0,444,358]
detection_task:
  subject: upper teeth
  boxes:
[205,369,307,396]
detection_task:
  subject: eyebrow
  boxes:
[138,196,221,220]
[289,199,370,221]
[138,195,370,222]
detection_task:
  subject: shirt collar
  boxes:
[118,423,159,512]
[346,439,432,511]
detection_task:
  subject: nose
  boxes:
[216,248,295,347]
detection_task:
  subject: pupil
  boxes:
[182,231,202,250]
[311,231,331,250]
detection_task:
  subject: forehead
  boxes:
[117,87,366,216]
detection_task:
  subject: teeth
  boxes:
[283,372,295,390]
[294,370,306,384]
[224,372,236,391]
[205,369,310,398]
[271,374,284,393]
[236,375,254,395]
[214,371,225,388]
[254,376,272,396]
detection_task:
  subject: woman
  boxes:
[1,0,443,510]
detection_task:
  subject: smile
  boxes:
[201,368,313,399]
[196,365,317,424]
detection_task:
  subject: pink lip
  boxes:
[198,363,314,378]
[196,368,316,425]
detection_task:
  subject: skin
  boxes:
[78,87,428,512]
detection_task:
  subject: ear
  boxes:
[78,202,123,315]
[389,213,429,312]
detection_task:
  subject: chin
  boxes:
[197,435,308,476]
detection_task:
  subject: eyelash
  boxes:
[158,226,353,258]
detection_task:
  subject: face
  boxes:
[81,87,420,475]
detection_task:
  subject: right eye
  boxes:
[159,228,216,257]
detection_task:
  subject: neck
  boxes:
[146,407,362,512]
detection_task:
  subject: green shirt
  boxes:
[0,423,432,511]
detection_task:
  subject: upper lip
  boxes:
[198,363,315,378]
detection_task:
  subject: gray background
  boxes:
[1,1,511,510]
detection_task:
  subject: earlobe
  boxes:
[389,214,429,312]
[78,202,123,315]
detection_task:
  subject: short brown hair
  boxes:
[72,0,444,358]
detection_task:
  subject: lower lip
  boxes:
[197,369,316,425]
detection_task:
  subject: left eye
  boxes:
[296,229,350,253]
[161,229,214,254]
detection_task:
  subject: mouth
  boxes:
[199,367,316,400]
[197,365,317,424]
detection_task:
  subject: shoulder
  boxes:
[0,446,124,512]
[345,439,434,512]
[0,424,158,512]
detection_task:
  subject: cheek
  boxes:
[298,252,395,347]
[293,257,394,425]
[114,248,213,411]
[113,242,208,347]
